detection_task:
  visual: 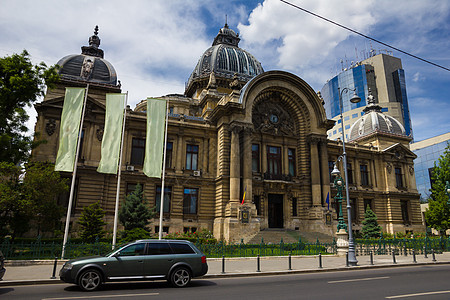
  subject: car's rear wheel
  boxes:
[170,267,191,287]
[78,268,102,291]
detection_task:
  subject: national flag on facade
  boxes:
[326,192,330,210]
[241,186,247,205]
[97,93,126,174]
[143,97,167,178]
[55,87,86,172]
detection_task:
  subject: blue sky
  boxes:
[1,0,449,142]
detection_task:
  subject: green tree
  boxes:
[0,161,68,238]
[425,143,450,234]
[119,184,155,232]
[78,202,107,243]
[0,50,59,164]
[361,205,382,239]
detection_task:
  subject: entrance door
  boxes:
[268,194,283,228]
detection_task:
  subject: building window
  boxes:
[288,148,296,176]
[292,197,297,217]
[252,144,260,172]
[395,167,404,188]
[155,186,172,213]
[364,199,373,212]
[78,129,85,160]
[126,183,144,196]
[130,138,145,166]
[401,200,410,223]
[350,198,357,222]
[253,195,261,215]
[347,163,354,185]
[165,142,173,169]
[183,188,198,214]
[267,146,282,176]
[186,144,199,170]
[360,164,369,186]
[329,161,335,183]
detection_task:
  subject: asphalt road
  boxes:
[1,265,450,300]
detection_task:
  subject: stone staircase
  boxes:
[246,229,334,244]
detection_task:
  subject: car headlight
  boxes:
[63,263,73,270]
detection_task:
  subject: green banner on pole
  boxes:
[55,87,85,172]
[143,98,167,178]
[97,93,126,174]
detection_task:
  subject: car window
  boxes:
[170,243,196,254]
[119,243,146,256]
[147,242,172,255]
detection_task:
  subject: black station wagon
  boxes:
[60,239,208,291]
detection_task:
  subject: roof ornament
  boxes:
[206,72,217,89]
[363,89,382,113]
[82,25,104,58]
[229,73,242,91]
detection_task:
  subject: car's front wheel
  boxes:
[78,268,102,291]
[170,267,191,287]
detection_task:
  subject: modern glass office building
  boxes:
[410,132,450,202]
[321,53,412,141]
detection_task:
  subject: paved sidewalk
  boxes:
[1,252,450,286]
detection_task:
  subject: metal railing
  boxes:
[196,238,336,258]
[354,236,450,255]
[0,237,336,260]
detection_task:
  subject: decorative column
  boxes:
[175,133,184,174]
[229,126,241,203]
[309,137,322,207]
[319,139,330,207]
[242,127,253,204]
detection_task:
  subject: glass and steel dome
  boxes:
[349,90,406,141]
[57,26,118,86]
[185,23,263,95]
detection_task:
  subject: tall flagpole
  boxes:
[112,92,128,249]
[61,84,89,258]
[158,100,169,240]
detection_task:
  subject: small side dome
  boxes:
[57,26,118,86]
[349,90,406,141]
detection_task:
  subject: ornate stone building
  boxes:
[32,25,424,242]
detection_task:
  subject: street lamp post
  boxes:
[446,181,450,207]
[336,87,361,266]
[331,163,347,231]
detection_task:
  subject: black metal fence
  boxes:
[0,237,336,260]
[354,236,450,255]
[2,236,449,260]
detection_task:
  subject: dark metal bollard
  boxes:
[288,253,292,270]
[257,255,261,272]
[221,255,225,274]
[424,246,428,258]
[50,256,58,279]
[412,250,417,263]
[346,252,349,267]
[392,250,397,264]
[370,251,374,265]
[318,253,323,269]
[432,249,436,262]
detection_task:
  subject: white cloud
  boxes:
[1,0,450,140]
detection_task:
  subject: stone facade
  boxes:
[31,26,424,242]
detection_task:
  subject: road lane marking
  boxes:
[42,293,159,300]
[386,290,450,298]
[328,276,390,284]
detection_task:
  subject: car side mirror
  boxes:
[113,251,121,258]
